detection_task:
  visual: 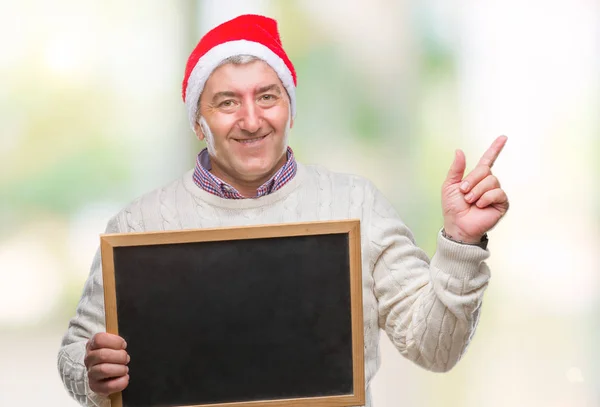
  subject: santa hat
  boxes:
[182,14,297,129]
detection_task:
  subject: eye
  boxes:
[219,100,234,107]
[259,94,278,104]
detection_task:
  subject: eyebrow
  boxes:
[256,84,282,95]
[210,84,282,104]
[211,91,237,104]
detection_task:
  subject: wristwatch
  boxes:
[441,229,489,250]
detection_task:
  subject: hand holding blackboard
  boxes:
[84,332,130,397]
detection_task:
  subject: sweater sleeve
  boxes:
[367,183,491,372]
[57,215,121,406]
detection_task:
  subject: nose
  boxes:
[238,102,261,134]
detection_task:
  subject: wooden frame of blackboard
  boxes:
[100,219,365,407]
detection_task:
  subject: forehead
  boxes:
[203,60,283,93]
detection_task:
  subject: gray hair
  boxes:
[218,54,261,67]
[195,55,262,122]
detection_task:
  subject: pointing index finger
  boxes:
[477,135,508,168]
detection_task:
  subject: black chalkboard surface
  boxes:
[100,220,364,407]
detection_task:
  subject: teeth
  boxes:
[238,136,264,144]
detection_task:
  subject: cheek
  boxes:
[207,117,237,143]
[265,109,290,134]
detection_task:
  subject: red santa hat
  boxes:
[182,14,297,129]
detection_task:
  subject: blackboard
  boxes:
[101,220,364,407]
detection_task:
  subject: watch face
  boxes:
[480,234,489,249]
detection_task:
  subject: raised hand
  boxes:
[441,136,510,244]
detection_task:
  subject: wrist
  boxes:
[441,228,488,249]
[441,226,481,244]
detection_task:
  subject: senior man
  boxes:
[58,14,509,407]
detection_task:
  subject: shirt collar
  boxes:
[192,147,297,199]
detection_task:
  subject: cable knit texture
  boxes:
[58,163,491,407]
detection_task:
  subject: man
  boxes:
[58,14,509,407]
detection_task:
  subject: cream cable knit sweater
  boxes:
[58,163,491,407]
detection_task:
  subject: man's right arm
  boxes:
[57,216,123,406]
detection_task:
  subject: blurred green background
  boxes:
[1,0,599,406]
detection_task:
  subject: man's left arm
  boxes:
[369,189,491,372]
[370,136,509,372]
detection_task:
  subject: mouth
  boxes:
[234,132,270,145]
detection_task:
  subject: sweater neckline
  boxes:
[182,162,307,209]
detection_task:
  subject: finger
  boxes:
[89,333,127,351]
[88,363,129,381]
[477,135,507,168]
[459,164,491,194]
[445,149,466,184]
[85,349,130,369]
[474,188,509,210]
[464,175,500,204]
[89,375,130,397]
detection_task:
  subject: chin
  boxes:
[240,164,274,178]
[236,160,276,179]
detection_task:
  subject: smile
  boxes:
[234,133,269,144]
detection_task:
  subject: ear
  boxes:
[193,121,205,141]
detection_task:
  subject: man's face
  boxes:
[195,60,293,186]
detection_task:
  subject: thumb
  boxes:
[445,149,466,185]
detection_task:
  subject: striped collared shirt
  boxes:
[192,147,297,199]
